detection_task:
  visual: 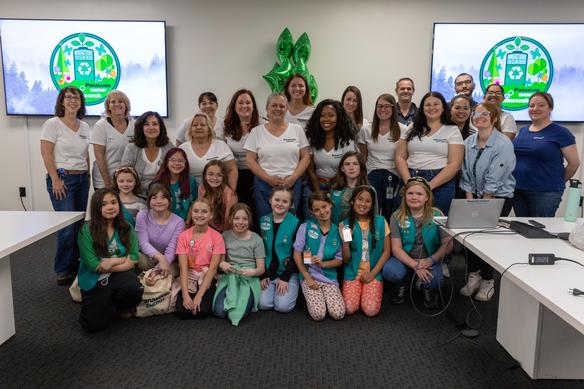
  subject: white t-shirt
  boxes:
[358,123,407,173]
[312,141,357,179]
[403,125,464,170]
[176,116,225,143]
[500,111,517,135]
[90,117,136,187]
[244,123,309,177]
[285,106,315,130]
[226,133,250,170]
[179,139,235,184]
[40,117,90,171]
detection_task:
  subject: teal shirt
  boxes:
[260,212,299,276]
[343,215,386,281]
[170,176,198,220]
[301,221,341,281]
[397,210,442,256]
[77,222,138,291]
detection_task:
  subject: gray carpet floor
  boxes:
[0,235,581,388]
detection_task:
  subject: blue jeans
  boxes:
[213,287,255,319]
[368,169,401,222]
[409,168,455,216]
[513,189,564,217]
[382,256,444,290]
[259,275,299,313]
[46,173,89,274]
[253,176,302,221]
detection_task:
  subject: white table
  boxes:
[0,211,85,346]
[441,218,584,379]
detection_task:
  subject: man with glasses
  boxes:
[453,73,478,107]
[395,77,417,128]
[483,84,517,140]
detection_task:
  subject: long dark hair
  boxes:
[408,91,453,141]
[449,94,473,139]
[348,185,378,249]
[133,111,169,148]
[201,160,228,227]
[332,151,369,190]
[284,74,313,106]
[305,99,355,150]
[341,86,364,129]
[153,148,192,199]
[371,94,401,142]
[223,89,260,141]
[89,189,132,258]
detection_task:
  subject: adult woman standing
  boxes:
[284,74,314,129]
[40,86,90,285]
[245,93,311,218]
[513,92,580,217]
[450,94,474,199]
[179,112,237,189]
[305,99,356,193]
[483,84,517,140]
[121,111,173,195]
[395,91,464,215]
[223,89,260,210]
[341,86,367,133]
[459,102,516,301]
[90,90,135,189]
[176,92,224,144]
[359,94,407,220]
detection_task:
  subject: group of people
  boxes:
[39,71,580,331]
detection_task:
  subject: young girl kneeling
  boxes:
[174,198,225,319]
[259,187,300,313]
[341,186,390,317]
[293,192,345,321]
[382,177,452,309]
[214,204,265,326]
[78,189,143,331]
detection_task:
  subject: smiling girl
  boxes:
[197,160,238,232]
[112,166,146,226]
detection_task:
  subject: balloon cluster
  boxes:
[263,28,318,102]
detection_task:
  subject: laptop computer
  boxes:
[439,199,505,229]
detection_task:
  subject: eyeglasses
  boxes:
[455,80,473,86]
[64,95,80,101]
[486,91,503,97]
[376,104,393,110]
[169,159,186,165]
[472,111,491,118]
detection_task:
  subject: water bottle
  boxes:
[564,179,582,222]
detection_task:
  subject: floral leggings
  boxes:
[301,280,345,321]
[342,278,383,317]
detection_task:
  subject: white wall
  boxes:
[0,0,582,211]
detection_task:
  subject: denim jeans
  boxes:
[259,275,299,313]
[213,287,254,319]
[46,173,89,274]
[513,189,564,217]
[382,256,444,290]
[409,168,455,216]
[368,169,401,222]
[253,176,302,221]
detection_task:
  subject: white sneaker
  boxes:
[459,272,481,297]
[442,263,451,278]
[475,279,495,301]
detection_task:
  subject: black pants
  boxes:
[467,197,513,279]
[236,169,255,211]
[79,270,143,332]
[175,283,216,319]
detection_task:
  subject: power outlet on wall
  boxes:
[19,187,26,197]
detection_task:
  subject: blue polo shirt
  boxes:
[513,123,575,192]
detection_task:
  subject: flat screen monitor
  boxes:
[0,18,168,117]
[431,23,584,122]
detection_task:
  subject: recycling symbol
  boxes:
[78,63,91,75]
[508,66,523,80]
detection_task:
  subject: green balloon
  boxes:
[276,28,294,63]
[293,33,311,65]
[308,73,318,102]
[263,63,282,92]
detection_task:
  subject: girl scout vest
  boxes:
[343,215,386,281]
[301,221,341,281]
[260,212,299,276]
[398,210,442,256]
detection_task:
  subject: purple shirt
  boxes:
[135,210,185,263]
[293,223,342,284]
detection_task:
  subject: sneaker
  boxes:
[56,272,72,286]
[459,271,482,297]
[423,289,440,309]
[475,279,495,301]
[442,263,450,278]
[391,285,406,305]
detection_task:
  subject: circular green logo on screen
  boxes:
[479,36,553,111]
[50,32,120,105]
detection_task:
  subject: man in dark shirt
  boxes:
[453,73,478,107]
[395,77,417,127]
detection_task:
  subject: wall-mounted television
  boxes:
[431,23,584,122]
[0,18,168,117]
